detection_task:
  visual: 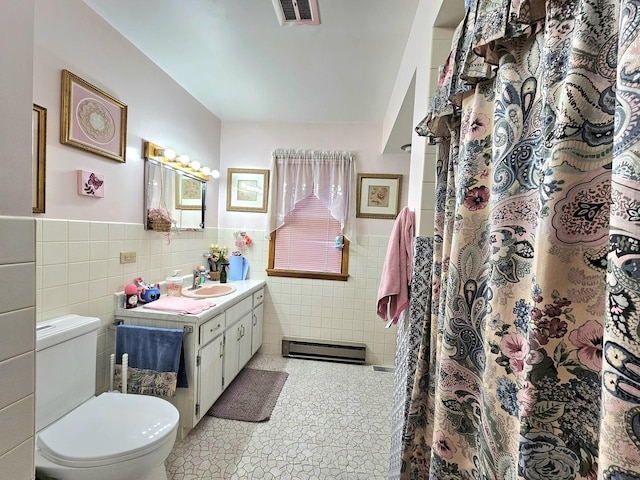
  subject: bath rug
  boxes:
[207,368,288,422]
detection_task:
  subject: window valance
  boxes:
[265,149,357,243]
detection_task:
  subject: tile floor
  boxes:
[165,353,395,479]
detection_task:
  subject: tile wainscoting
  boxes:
[0,216,36,479]
[35,219,397,392]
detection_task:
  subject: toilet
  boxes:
[35,314,179,480]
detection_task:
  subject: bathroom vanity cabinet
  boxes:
[252,289,264,356]
[114,279,266,440]
[222,295,253,387]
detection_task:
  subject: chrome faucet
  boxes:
[192,269,206,290]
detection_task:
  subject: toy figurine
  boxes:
[124,283,138,309]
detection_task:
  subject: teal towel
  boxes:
[116,325,188,388]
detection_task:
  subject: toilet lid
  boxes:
[37,392,179,468]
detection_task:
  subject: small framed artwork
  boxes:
[60,69,128,163]
[32,104,47,213]
[175,174,203,210]
[77,170,105,197]
[356,173,403,219]
[227,168,269,213]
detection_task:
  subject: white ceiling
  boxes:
[84,0,420,151]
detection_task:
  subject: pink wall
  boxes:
[219,121,411,236]
[30,0,411,237]
[32,0,221,226]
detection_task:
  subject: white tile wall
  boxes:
[0,309,34,361]
[37,219,217,392]
[0,396,34,458]
[0,216,35,478]
[36,220,399,394]
[0,438,34,480]
[416,26,454,239]
[0,352,34,411]
[229,229,399,366]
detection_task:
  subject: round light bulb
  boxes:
[163,148,177,161]
[189,160,201,172]
[200,166,211,176]
[211,169,221,179]
[177,154,190,165]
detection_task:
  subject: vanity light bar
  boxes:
[143,141,212,182]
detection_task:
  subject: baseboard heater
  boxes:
[282,337,366,364]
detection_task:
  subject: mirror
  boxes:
[143,142,207,231]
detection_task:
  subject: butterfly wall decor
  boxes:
[77,170,105,198]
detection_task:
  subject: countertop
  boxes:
[114,278,266,324]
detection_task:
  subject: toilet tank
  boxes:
[35,314,101,432]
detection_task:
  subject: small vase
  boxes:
[209,270,220,281]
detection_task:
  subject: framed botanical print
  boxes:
[356,173,402,219]
[227,168,269,212]
[175,174,204,210]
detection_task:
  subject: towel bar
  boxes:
[111,322,193,334]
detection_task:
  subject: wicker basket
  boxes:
[209,270,220,281]
[151,217,172,232]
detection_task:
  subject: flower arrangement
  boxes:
[208,244,228,271]
[147,207,174,232]
[232,231,252,256]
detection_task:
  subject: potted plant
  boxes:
[208,243,228,280]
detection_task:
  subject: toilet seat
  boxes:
[37,392,179,469]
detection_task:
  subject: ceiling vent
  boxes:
[272,0,320,26]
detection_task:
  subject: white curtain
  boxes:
[265,149,357,243]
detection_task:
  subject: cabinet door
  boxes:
[251,302,264,356]
[238,312,253,368]
[198,336,224,418]
[223,321,241,388]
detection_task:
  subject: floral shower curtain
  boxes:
[401,0,640,478]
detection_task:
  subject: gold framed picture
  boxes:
[60,69,127,162]
[175,175,204,210]
[32,104,47,213]
[356,173,402,219]
[226,168,269,212]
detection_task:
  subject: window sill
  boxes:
[266,269,349,282]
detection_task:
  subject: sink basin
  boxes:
[182,284,237,298]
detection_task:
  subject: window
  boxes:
[267,195,350,280]
[265,149,356,281]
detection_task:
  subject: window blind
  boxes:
[274,194,343,273]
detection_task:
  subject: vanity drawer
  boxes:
[226,296,253,325]
[253,288,265,306]
[199,314,224,345]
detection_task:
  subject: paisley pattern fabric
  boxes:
[114,364,177,398]
[403,0,640,477]
[389,237,434,480]
[390,313,414,480]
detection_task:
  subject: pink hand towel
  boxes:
[142,296,215,314]
[376,207,414,324]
